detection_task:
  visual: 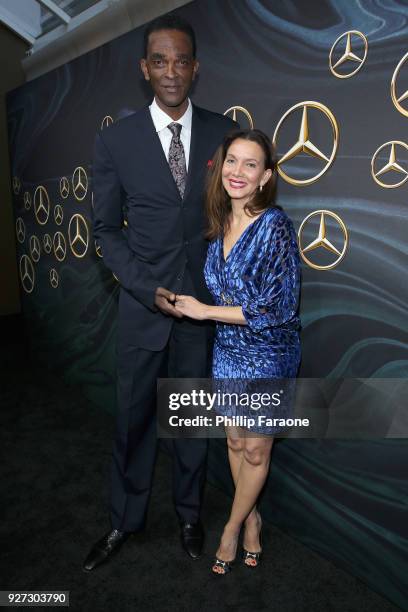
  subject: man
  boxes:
[83,14,237,571]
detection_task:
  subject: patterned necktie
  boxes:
[167,122,187,198]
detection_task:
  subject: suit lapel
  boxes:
[183,105,208,201]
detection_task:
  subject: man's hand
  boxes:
[155,287,183,318]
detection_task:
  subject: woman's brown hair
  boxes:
[205,129,277,240]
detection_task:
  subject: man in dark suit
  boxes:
[83,14,236,571]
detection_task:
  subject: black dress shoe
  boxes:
[180,522,204,560]
[82,529,131,572]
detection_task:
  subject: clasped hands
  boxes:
[154,287,207,320]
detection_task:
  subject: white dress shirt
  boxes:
[149,97,192,170]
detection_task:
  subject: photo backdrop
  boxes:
[7,1,408,607]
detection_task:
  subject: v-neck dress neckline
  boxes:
[221,208,270,263]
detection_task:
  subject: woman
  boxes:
[175,129,301,575]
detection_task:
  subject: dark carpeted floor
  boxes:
[1,314,401,612]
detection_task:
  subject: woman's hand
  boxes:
[175,295,209,320]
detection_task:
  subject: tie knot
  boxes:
[168,122,182,138]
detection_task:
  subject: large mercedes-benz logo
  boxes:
[29,235,41,263]
[371,141,408,189]
[298,210,348,270]
[60,176,70,199]
[12,176,21,195]
[391,51,408,117]
[223,106,254,129]
[43,233,52,254]
[68,213,89,258]
[273,101,339,186]
[54,204,64,225]
[53,231,67,262]
[24,191,32,210]
[34,185,50,225]
[19,255,35,293]
[16,217,25,243]
[72,166,88,201]
[50,268,59,289]
[329,30,368,79]
[101,115,114,130]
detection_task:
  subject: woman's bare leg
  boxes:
[225,428,262,549]
[242,435,273,554]
[214,434,273,567]
[226,426,244,485]
[212,428,244,570]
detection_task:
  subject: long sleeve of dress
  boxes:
[241,212,300,333]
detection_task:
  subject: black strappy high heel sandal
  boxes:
[211,556,235,575]
[242,548,262,568]
[211,529,238,576]
[242,527,262,568]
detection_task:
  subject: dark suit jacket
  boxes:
[93,104,237,350]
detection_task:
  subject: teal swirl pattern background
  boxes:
[6,0,408,607]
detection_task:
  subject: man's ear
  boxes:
[192,60,199,80]
[140,58,150,81]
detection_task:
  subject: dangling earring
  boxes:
[259,183,263,192]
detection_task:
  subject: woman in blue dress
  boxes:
[175,129,301,575]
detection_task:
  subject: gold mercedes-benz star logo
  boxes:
[34,185,50,225]
[29,235,41,263]
[391,51,408,117]
[53,231,67,262]
[24,192,31,210]
[223,106,254,129]
[273,101,339,186]
[54,204,64,225]
[298,210,348,270]
[329,30,368,79]
[68,213,89,258]
[16,217,25,243]
[50,268,59,289]
[101,115,114,130]
[72,166,88,201]
[371,141,408,188]
[12,176,21,195]
[43,233,52,254]
[19,255,35,293]
[60,176,70,199]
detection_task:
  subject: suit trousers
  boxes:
[110,274,213,532]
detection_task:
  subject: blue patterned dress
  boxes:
[204,207,301,433]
